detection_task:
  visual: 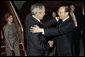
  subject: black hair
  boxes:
[65,6,71,13]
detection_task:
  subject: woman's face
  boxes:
[7,16,13,23]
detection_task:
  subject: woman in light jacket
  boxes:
[3,13,20,56]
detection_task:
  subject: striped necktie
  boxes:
[71,12,77,27]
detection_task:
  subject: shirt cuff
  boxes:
[55,17,59,21]
[42,29,44,35]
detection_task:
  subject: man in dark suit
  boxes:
[25,3,49,56]
[70,4,83,56]
[30,6,74,56]
[80,5,84,48]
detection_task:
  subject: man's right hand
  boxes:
[48,41,54,47]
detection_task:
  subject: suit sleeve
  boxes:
[26,24,44,49]
[3,27,11,47]
[25,16,44,49]
[43,19,57,27]
[44,22,74,37]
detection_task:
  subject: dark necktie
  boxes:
[57,19,63,27]
[58,19,63,25]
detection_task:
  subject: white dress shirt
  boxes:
[55,16,69,22]
[83,12,84,15]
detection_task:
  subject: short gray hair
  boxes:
[31,3,45,15]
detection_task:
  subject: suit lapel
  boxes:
[59,18,71,27]
[32,16,43,28]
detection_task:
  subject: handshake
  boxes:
[48,41,54,47]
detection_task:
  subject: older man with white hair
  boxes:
[25,3,49,56]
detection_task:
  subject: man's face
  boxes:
[70,5,75,12]
[52,12,56,18]
[58,7,68,19]
[38,6,45,20]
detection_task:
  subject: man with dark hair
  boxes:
[70,4,83,56]
[30,6,74,56]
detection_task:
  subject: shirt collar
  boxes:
[32,15,41,22]
[62,16,69,22]
[83,12,84,15]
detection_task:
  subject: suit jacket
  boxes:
[43,18,58,28]
[73,12,82,31]
[79,12,84,29]
[44,17,74,56]
[25,14,49,55]
[71,12,83,41]
[79,12,84,37]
